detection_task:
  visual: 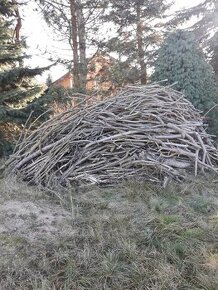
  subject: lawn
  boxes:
[0,175,218,290]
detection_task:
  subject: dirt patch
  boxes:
[0,199,74,242]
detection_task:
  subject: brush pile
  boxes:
[8,84,218,187]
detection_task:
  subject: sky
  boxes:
[21,0,203,83]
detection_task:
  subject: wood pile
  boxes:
[8,84,218,187]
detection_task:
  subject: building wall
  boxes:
[51,55,118,104]
[52,73,73,89]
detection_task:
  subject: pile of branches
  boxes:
[7,84,218,187]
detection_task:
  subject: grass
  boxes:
[0,175,218,289]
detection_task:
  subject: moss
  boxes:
[189,196,216,214]
[101,190,114,200]
[0,234,27,246]
[183,228,206,239]
[160,214,181,225]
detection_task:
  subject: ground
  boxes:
[0,175,218,290]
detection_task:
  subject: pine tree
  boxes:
[101,0,171,85]
[152,30,218,135]
[0,2,46,156]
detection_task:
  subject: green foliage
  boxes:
[170,0,218,76]
[26,86,80,122]
[0,131,13,156]
[0,0,16,17]
[210,31,218,76]
[45,86,77,104]
[108,60,140,86]
[102,0,171,84]
[152,30,218,135]
[0,5,47,156]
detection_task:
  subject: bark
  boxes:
[77,0,87,92]
[136,2,147,84]
[12,0,22,43]
[69,0,80,90]
[211,32,218,76]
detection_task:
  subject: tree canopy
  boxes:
[100,0,171,85]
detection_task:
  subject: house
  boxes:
[51,53,118,100]
[52,72,73,89]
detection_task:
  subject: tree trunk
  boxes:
[211,32,218,77]
[136,3,147,84]
[69,0,80,90]
[77,0,87,93]
[12,0,22,43]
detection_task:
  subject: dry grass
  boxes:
[0,175,218,289]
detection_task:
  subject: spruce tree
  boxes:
[0,2,46,155]
[153,30,218,135]
[170,0,218,76]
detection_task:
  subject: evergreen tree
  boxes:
[0,0,15,17]
[170,0,218,76]
[101,0,171,85]
[0,2,47,155]
[26,86,78,121]
[153,30,218,135]
[209,31,218,76]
